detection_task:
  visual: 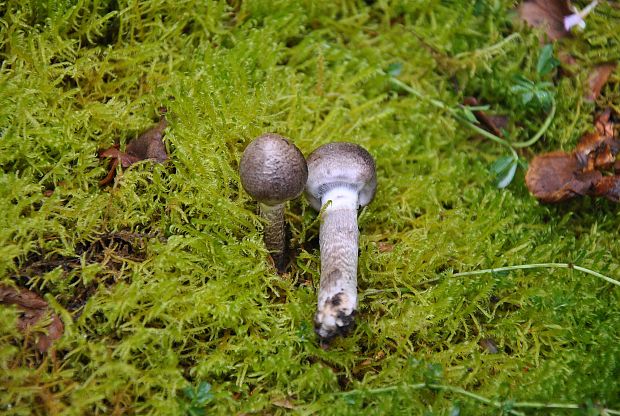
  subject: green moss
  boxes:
[1,0,619,414]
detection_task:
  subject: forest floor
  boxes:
[1,1,619,414]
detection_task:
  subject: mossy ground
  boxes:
[1,1,619,414]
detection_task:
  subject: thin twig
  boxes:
[427,384,524,416]
[335,382,620,415]
[511,101,556,148]
[452,263,619,287]
[453,32,521,60]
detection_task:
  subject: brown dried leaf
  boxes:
[99,116,168,185]
[463,97,509,137]
[585,63,617,102]
[126,117,168,163]
[594,145,616,170]
[575,109,619,171]
[593,176,620,202]
[594,108,615,138]
[518,0,572,41]
[525,151,602,203]
[0,285,64,353]
[378,242,394,253]
[99,146,142,167]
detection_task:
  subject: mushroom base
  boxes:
[314,292,356,340]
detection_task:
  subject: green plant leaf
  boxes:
[490,155,514,175]
[194,382,213,405]
[497,159,518,189]
[536,44,560,76]
[534,90,553,109]
[386,62,403,77]
[183,387,196,401]
[491,155,518,189]
[424,363,443,383]
[460,106,478,123]
[521,91,534,105]
[188,407,206,416]
[512,74,534,87]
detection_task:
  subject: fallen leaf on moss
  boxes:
[378,242,395,253]
[585,63,617,102]
[594,108,615,138]
[575,133,617,171]
[525,151,602,202]
[518,0,572,41]
[0,285,64,353]
[99,116,168,185]
[593,176,620,202]
[575,109,619,171]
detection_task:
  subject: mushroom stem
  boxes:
[316,187,360,339]
[259,202,286,271]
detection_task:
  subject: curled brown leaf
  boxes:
[525,151,602,203]
[0,285,64,353]
[575,109,620,171]
[593,176,620,202]
[99,116,169,186]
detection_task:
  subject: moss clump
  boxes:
[1,0,618,414]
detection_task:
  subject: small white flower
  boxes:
[564,0,599,31]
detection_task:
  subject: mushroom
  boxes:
[239,133,308,272]
[305,142,377,340]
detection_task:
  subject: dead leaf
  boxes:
[525,151,602,202]
[593,176,620,202]
[463,97,509,138]
[99,116,168,186]
[518,0,572,41]
[575,132,618,171]
[585,63,617,102]
[378,242,394,253]
[575,109,620,171]
[594,108,615,138]
[0,284,64,353]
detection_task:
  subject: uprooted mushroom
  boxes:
[526,109,620,203]
[304,142,377,341]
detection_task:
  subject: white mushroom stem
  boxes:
[315,187,360,338]
[259,202,285,268]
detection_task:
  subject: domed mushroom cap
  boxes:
[305,142,377,210]
[239,133,308,206]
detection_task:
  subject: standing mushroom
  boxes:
[239,133,308,272]
[305,142,377,340]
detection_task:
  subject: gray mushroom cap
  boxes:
[239,133,308,206]
[305,142,377,210]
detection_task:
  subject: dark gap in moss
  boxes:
[11,231,155,315]
[337,372,351,391]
